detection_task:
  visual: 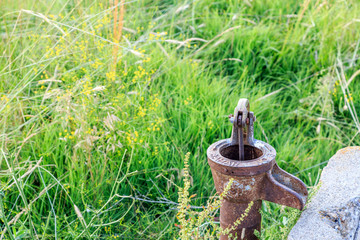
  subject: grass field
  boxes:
[1,0,360,239]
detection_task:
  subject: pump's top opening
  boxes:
[206,139,276,176]
[220,145,263,161]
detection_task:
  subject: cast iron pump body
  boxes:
[207,99,308,240]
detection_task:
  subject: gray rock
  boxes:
[288,147,360,240]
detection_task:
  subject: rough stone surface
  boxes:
[288,147,360,240]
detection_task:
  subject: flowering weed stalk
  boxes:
[177,153,253,239]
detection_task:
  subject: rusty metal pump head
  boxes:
[207,98,308,240]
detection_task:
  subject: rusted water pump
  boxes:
[207,98,308,240]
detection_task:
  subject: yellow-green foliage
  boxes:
[1,0,360,239]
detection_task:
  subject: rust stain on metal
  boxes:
[207,98,308,240]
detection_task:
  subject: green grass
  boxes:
[1,0,360,239]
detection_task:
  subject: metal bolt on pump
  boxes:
[207,98,308,240]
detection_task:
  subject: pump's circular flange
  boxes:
[207,138,276,176]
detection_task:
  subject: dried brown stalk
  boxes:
[112,0,125,71]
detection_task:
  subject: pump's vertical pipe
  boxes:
[220,200,262,240]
